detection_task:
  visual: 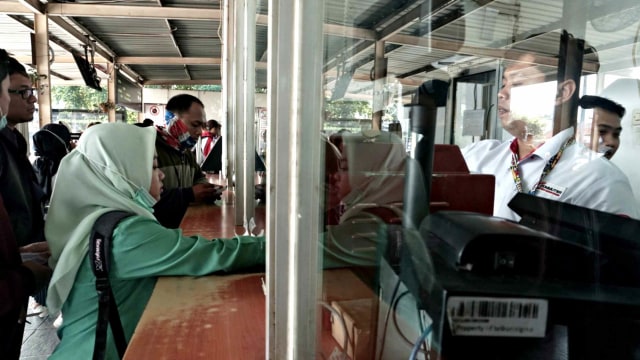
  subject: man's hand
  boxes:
[192,183,223,203]
[19,241,50,258]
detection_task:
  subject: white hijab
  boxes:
[46,123,157,314]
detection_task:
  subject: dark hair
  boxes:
[134,119,154,128]
[503,32,599,83]
[503,31,600,129]
[206,119,221,129]
[0,49,10,90]
[166,94,204,115]
[42,123,72,145]
[579,95,626,118]
[7,56,28,78]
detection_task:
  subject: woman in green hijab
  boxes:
[45,123,265,359]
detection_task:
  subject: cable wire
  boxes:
[409,324,432,360]
[377,279,401,360]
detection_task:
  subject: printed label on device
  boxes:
[446,296,548,337]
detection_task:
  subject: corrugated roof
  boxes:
[0,0,638,93]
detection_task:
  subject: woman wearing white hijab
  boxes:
[45,123,264,359]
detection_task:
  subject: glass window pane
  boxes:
[291,0,640,358]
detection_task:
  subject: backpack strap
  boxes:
[89,210,133,360]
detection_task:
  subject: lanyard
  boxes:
[510,137,575,194]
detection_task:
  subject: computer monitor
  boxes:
[72,52,102,91]
[509,193,640,287]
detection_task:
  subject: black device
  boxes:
[115,73,143,112]
[201,139,266,173]
[201,138,223,173]
[72,48,102,91]
[403,80,450,229]
[422,211,603,283]
[509,192,640,287]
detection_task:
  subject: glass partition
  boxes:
[268,0,640,358]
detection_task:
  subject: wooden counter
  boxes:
[125,202,371,359]
[124,202,266,359]
[124,272,266,359]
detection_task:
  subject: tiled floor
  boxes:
[20,297,59,360]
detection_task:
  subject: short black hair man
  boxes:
[579,95,625,159]
[0,56,45,247]
[462,31,638,220]
[153,94,221,228]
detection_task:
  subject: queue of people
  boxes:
[0,47,258,359]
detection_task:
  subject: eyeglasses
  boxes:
[8,88,37,100]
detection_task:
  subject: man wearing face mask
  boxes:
[153,94,221,228]
[462,32,637,221]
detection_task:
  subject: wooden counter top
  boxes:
[124,273,266,360]
[125,202,365,359]
[124,202,266,359]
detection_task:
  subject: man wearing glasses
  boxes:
[0,55,48,270]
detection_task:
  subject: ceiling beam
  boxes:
[5,15,114,76]
[47,17,113,61]
[49,16,143,82]
[378,0,435,41]
[116,57,221,65]
[18,0,44,14]
[387,33,599,72]
[47,3,222,21]
[0,2,31,14]
[323,23,376,41]
[14,55,109,65]
[143,79,222,86]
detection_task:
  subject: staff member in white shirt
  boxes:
[462,34,638,221]
[195,119,222,165]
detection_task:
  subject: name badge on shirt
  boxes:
[537,181,566,198]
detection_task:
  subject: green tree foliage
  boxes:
[146,85,223,92]
[51,86,107,110]
[324,100,372,120]
[518,115,549,138]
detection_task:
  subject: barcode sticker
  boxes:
[446,297,548,338]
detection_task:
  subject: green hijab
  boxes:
[46,123,158,314]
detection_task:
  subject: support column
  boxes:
[33,14,51,127]
[108,64,116,122]
[371,40,387,130]
[221,0,233,182]
[266,0,325,358]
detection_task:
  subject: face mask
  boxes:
[133,187,158,210]
[164,110,175,126]
[168,118,197,150]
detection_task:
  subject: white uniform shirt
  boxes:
[462,127,639,221]
[194,134,220,165]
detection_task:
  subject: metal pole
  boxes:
[266,0,325,358]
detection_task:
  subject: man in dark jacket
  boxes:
[32,123,72,205]
[0,48,51,360]
[0,195,51,359]
[0,56,45,247]
[153,94,221,228]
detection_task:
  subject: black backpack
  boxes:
[89,211,133,360]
